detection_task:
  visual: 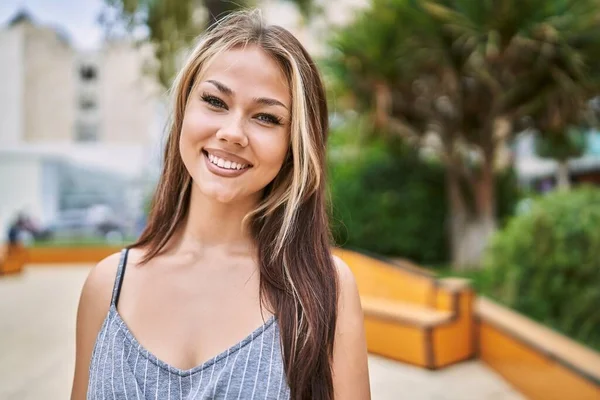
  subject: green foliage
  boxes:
[329,132,448,263]
[30,237,135,248]
[496,167,521,227]
[328,119,520,264]
[482,186,600,350]
[535,126,588,161]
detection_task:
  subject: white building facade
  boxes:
[0,11,163,238]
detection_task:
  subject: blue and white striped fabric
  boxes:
[87,249,290,399]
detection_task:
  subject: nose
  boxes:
[215,115,248,147]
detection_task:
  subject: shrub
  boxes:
[329,134,448,263]
[327,119,521,265]
[482,186,600,350]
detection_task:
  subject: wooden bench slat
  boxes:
[477,296,600,381]
[362,296,453,327]
[438,277,471,292]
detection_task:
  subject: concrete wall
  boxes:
[0,18,158,147]
[0,25,24,146]
[99,41,158,145]
[22,21,75,143]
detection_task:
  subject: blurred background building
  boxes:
[0,10,164,241]
[514,128,600,190]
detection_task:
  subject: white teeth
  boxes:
[206,152,248,170]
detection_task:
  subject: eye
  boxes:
[201,93,227,109]
[256,113,283,126]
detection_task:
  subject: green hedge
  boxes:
[482,186,600,350]
[329,135,448,263]
[30,237,136,248]
[327,127,520,265]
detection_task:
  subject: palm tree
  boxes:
[326,0,600,268]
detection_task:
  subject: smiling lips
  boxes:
[203,149,252,177]
[207,152,249,170]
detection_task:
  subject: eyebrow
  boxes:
[206,79,289,110]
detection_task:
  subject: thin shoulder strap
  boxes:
[110,248,130,307]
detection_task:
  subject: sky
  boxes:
[0,0,105,50]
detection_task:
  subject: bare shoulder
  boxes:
[81,251,122,311]
[79,247,147,322]
[332,254,355,282]
[71,251,123,399]
[75,252,123,335]
[331,253,371,399]
[81,248,145,303]
[332,254,361,309]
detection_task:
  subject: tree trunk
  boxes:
[447,157,497,270]
[450,211,496,270]
[556,160,571,190]
[374,81,392,130]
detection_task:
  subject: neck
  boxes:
[172,183,260,256]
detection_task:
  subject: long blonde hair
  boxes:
[132,10,338,399]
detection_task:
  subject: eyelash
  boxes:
[201,93,226,109]
[200,92,283,126]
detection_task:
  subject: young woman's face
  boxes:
[180,45,291,204]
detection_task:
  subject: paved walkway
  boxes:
[0,265,525,399]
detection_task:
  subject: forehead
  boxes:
[199,45,291,105]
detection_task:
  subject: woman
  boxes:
[71,10,370,400]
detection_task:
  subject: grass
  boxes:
[28,237,136,248]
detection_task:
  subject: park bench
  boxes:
[333,248,475,369]
[477,296,600,399]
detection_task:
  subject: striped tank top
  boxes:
[87,248,291,399]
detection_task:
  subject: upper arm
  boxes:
[70,252,121,400]
[332,255,371,400]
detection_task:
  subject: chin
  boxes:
[212,192,239,204]
[194,177,262,205]
[200,186,238,204]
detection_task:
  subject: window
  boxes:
[76,122,98,142]
[80,65,97,81]
[79,95,96,110]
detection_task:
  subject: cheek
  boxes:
[179,105,218,167]
[178,120,196,170]
[254,133,290,176]
[180,106,215,145]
